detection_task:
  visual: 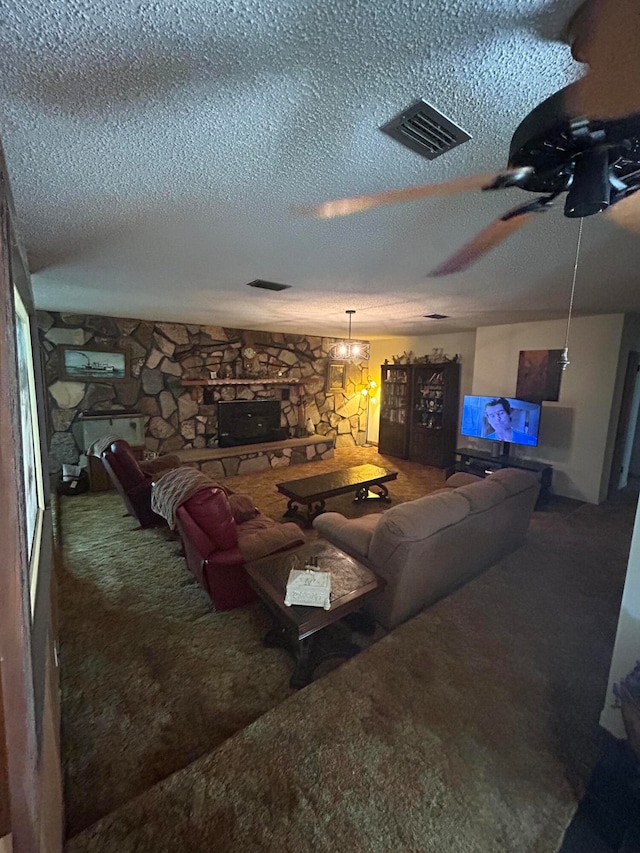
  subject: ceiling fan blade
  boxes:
[606,190,640,233]
[294,168,533,220]
[566,0,640,120]
[427,201,549,277]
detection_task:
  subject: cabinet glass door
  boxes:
[379,364,410,458]
[413,367,445,430]
[381,366,409,423]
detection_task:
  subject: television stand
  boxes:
[453,447,553,507]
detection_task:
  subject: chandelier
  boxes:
[329,310,370,360]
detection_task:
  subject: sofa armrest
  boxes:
[312,512,382,559]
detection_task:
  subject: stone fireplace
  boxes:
[37,311,371,472]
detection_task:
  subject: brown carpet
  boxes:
[60,448,635,851]
[59,447,441,836]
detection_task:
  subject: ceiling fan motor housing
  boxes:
[507,84,640,216]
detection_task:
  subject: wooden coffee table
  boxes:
[246,540,385,688]
[276,463,398,526]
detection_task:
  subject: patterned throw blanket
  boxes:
[87,433,122,457]
[151,467,227,529]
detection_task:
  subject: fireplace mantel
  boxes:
[181,378,302,387]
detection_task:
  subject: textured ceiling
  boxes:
[2,0,640,339]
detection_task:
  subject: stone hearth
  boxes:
[173,435,334,478]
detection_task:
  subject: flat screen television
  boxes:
[217,399,284,447]
[460,395,542,448]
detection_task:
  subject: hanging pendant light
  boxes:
[329,310,370,360]
[559,218,584,371]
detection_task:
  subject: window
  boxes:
[14,285,45,616]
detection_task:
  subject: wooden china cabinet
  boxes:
[378,364,411,459]
[379,361,460,469]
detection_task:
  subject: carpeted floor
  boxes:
[59,448,636,850]
[59,447,445,836]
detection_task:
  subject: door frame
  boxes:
[0,144,60,849]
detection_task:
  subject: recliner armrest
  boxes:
[139,454,182,476]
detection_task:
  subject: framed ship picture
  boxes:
[59,346,129,381]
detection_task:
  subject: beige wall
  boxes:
[473,315,625,504]
[367,332,477,444]
[368,318,625,503]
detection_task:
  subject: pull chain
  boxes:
[560,217,584,370]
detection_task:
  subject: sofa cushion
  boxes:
[313,512,381,557]
[454,478,507,514]
[380,489,469,541]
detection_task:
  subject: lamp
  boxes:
[360,375,378,446]
[559,217,584,371]
[329,310,371,361]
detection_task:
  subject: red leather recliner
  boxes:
[176,486,305,611]
[101,440,181,528]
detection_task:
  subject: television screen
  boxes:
[460,395,541,447]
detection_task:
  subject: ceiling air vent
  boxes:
[246,279,291,292]
[381,100,471,160]
[424,313,449,320]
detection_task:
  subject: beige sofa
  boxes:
[312,468,539,629]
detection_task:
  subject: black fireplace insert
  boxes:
[217,399,286,447]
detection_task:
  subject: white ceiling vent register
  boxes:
[380,99,471,160]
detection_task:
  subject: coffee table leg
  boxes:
[284,499,301,518]
[354,483,391,503]
[264,627,318,688]
[264,622,362,689]
[264,625,290,649]
[289,637,316,689]
[283,498,326,527]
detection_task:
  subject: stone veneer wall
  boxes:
[37,311,370,473]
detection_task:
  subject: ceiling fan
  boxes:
[298,0,640,276]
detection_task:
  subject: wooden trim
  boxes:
[0,139,61,850]
[0,154,39,850]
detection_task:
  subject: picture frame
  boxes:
[516,349,564,402]
[327,360,346,391]
[59,345,130,382]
